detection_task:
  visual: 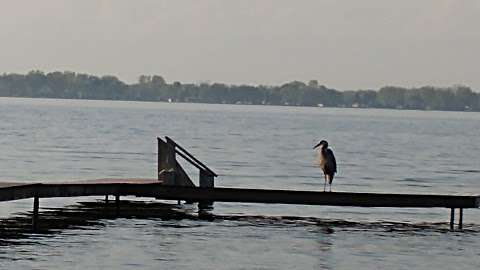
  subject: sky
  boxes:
[1,0,479,90]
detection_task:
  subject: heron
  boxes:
[313,140,337,192]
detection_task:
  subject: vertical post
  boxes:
[105,195,109,203]
[459,208,463,230]
[115,194,120,216]
[157,137,162,181]
[165,138,177,185]
[198,170,214,210]
[32,195,39,232]
[450,208,455,231]
[200,170,214,188]
[158,137,177,185]
[165,137,176,170]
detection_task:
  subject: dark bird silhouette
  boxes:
[313,140,337,192]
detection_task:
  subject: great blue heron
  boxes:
[313,140,337,192]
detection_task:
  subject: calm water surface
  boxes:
[0,97,479,269]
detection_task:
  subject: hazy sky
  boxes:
[1,0,479,90]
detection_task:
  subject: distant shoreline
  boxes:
[2,96,479,116]
[1,70,478,112]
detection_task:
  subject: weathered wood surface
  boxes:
[0,180,478,208]
[0,182,34,188]
[0,179,157,202]
[123,186,480,208]
[0,183,38,202]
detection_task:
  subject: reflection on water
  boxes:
[0,201,185,244]
[2,200,479,246]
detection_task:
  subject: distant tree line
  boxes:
[0,70,479,111]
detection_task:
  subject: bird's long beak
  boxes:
[313,142,322,149]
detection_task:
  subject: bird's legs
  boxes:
[326,175,333,192]
[323,175,327,192]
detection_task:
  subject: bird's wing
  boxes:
[326,149,337,173]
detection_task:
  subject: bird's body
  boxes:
[313,140,337,192]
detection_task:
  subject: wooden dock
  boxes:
[2,180,478,208]
[0,180,478,231]
[0,137,478,232]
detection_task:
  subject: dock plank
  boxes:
[0,183,37,202]
[122,185,480,209]
[0,182,34,188]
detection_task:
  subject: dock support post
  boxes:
[115,195,120,216]
[32,195,39,232]
[105,195,109,203]
[158,137,177,186]
[198,170,214,210]
[157,137,168,182]
[200,170,215,189]
[450,208,455,231]
[459,208,463,230]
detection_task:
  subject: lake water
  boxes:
[0,97,479,269]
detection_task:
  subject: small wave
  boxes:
[397,177,433,183]
[213,214,480,234]
[449,169,480,174]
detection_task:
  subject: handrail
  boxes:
[175,150,214,176]
[165,136,218,177]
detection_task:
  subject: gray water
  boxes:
[0,97,479,269]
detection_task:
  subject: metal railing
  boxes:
[165,136,218,177]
